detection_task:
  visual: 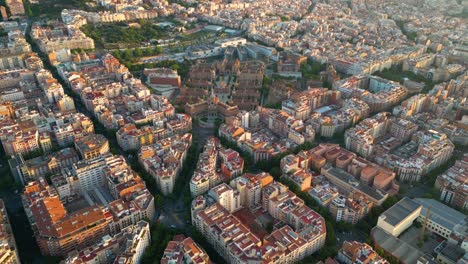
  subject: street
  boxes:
[158,121,216,230]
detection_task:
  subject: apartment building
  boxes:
[307,175,340,207]
[0,200,20,264]
[161,235,212,264]
[281,144,398,206]
[5,0,24,16]
[230,172,273,210]
[53,113,94,147]
[191,174,326,263]
[15,147,79,181]
[23,149,155,257]
[190,137,222,197]
[435,153,468,210]
[22,179,111,257]
[64,221,150,264]
[138,133,192,195]
[74,134,109,160]
[0,31,32,70]
[344,112,392,158]
[380,130,454,182]
[30,22,94,53]
[334,75,408,113]
[0,121,40,157]
[329,193,373,224]
[337,241,389,264]
[116,124,154,151]
[190,137,244,197]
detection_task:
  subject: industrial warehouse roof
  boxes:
[380,197,422,226]
[413,198,466,231]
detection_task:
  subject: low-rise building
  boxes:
[376,197,422,237]
[413,198,467,240]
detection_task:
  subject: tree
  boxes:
[123,49,133,61]
[269,167,281,179]
[133,47,143,57]
[153,46,163,55]
[170,63,179,71]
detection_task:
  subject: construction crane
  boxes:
[419,206,431,243]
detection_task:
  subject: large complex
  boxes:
[191,173,326,263]
[345,113,455,182]
[282,143,399,206]
[333,75,408,113]
[22,150,155,257]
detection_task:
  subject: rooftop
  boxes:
[380,197,422,226]
[413,198,466,231]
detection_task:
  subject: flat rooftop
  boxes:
[414,198,466,231]
[381,197,422,226]
[324,166,387,202]
[371,227,432,264]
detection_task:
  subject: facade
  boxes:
[413,198,467,241]
[190,137,244,197]
[376,197,422,237]
[0,200,20,264]
[435,153,468,210]
[329,193,373,224]
[138,133,192,195]
[22,179,111,256]
[74,134,109,160]
[64,221,151,264]
[5,0,24,16]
